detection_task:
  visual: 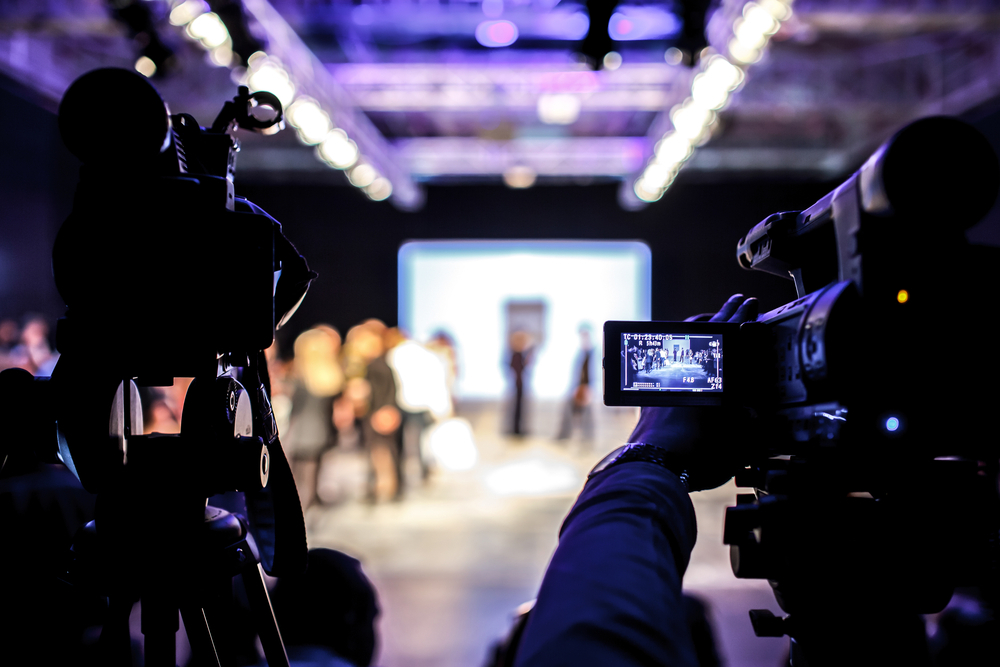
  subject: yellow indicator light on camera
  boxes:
[897,290,909,304]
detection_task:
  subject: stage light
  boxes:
[366,177,393,201]
[743,3,780,38]
[537,93,581,125]
[760,0,792,20]
[634,177,665,202]
[349,163,377,188]
[691,72,730,110]
[169,0,208,26]
[209,44,234,67]
[187,12,229,49]
[642,163,674,190]
[704,56,745,90]
[503,165,537,189]
[286,97,332,145]
[885,417,900,432]
[318,130,360,169]
[897,290,909,304]
[476,20,519,48]
[654,133,693,166]
[608,12,635,40]
[246,60,296,107]
[134,55,157,78]
[671,102,715,141]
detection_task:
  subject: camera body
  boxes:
[604,117,1000,653]
[52,68,304,381]
[605,116,1000,460]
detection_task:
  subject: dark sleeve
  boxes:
[513,463,699,667]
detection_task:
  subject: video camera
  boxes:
[0,67,316,666]
[607,116,999,451]
[605,116,1000,664]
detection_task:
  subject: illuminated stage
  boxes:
[306,400,788,667]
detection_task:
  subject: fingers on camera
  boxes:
[731,297,759,324]
[709,294,746,322]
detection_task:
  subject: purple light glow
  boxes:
[608,7,681,41]
[537,70,600,94]
[476,20,519,48]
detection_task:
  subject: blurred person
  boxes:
[508,330,533,437]
[387,332,454,482]
[0,435,103,664]
[555,325,595,443]
[342,320,403,502]
[361,321,405,502]
[284,325,345,509]
[0,318,21,371]
[268,548,380,667]
[8,314,58,376]
[141,386,181,434]
[265,340,295,438]
[426,329,460,412]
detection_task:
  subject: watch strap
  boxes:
[589,443,689,491]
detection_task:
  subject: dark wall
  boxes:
[239,179,833,349]
[0,76,77,323]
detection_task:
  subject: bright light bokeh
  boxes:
[484,454,582,496]
[475,20,519,47]
[537,93,582,125]
[389,340,452,417]
[399,241,651,399]
[424,418,478,471]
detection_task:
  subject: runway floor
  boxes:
[304,400,788,667]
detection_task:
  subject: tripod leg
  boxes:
[181,607,222,667]
[99,596,135,667]
[141,595,179,667]
[241,562,290,667]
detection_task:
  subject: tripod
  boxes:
[46,363,304,667]
[67,501,289,667]
[725,454,997,667]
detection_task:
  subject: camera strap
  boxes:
[244,349,308,577]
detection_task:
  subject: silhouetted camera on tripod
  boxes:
[0,67,316,666]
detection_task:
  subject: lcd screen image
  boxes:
[621,333,723,393]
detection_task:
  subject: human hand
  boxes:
[625,294,758,490]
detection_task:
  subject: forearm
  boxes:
[513,462,698,667]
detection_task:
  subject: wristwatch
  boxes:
[588,442,689,491]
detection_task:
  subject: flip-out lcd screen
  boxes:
[604,321,739,407]
[621,332,723,393]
